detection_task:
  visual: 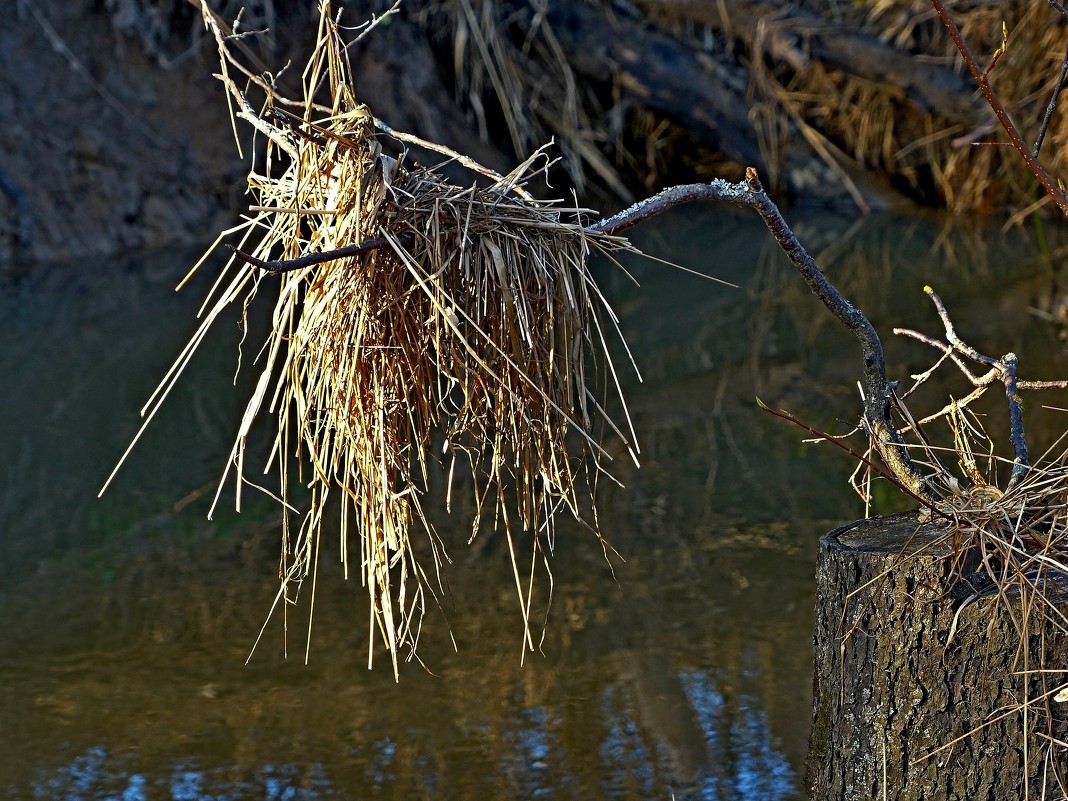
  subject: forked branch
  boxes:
[895,287,1068,490]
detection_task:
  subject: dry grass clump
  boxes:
[106,1,639,675]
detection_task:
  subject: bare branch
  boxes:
[931,0,1068,218]
[923,286,997,367]
[228,234,412,273]
[578,171,942,502]
[1001,352,1030,489]
[214,72,299,159]
[757,399,950,518]
[895,325,1068,394]
[195,0,308,109]
[349,0,403,44]
[1034,38,1068,156]
[923,286,1029,482]
[894,327,993,386]
[587,182,750,235]
[906,286,1068,489]
[231,167,937,501]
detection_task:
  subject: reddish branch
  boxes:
[931,0,1068,218]
[1034,38,1068,155]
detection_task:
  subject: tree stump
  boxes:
[807,512,1068,800]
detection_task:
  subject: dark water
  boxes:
[3,207,1068,800]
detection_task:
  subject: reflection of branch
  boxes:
[931,0,1068,218]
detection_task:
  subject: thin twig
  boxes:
[349,0,403,44]
[757,399,949,517]
[924,286,997,366]
[195,0,309,111]
[228,234,411,273]
[895,327,1068,393]
[1034,38,1068,156]
[215,72,299,159]
[924,286,1033,488]
[895,327,992,385]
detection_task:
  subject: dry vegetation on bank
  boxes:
[8,0,1068,267]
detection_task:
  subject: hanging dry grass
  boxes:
[103,1,641,676]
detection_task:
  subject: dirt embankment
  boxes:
[2,1,1063,267]
[1,2,242,266]
[0,2,509,266]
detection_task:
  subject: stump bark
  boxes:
[807,512,1068,800]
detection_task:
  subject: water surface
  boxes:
[3,208,1068,799]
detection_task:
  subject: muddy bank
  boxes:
[0,2,510,265]
[2,3,235,265]
[2,1,1063,265]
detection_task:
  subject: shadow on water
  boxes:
[3,209,1068,799]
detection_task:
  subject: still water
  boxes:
[3,206,1068,800]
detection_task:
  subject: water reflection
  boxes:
[678,672,794,800]
[33,747,333,800]
[4,211,1068,800]
[24,670,797,801]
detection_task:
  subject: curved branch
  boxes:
[228,233,411,273]
[592,173,931,501]
[732,169,937,503]
[231,169,936,501]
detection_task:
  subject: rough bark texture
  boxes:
[808,512,1068,800]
